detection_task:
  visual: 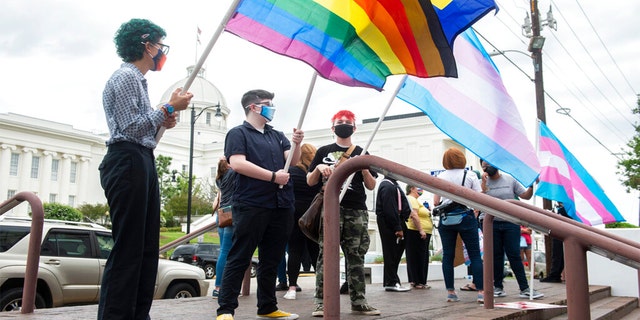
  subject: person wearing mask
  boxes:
[480,159,544,299]
[283,143,322,300]
[98,18,193,320]
[216,89,303,320]
[212,158,236,298]
[433,148,484,303]
[375,176,412,292]
[405,185,433,289]
[307,110,380,317]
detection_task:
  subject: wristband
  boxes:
[270,171,276,183]
[162,103,174,118]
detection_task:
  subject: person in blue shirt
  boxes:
[98,18,193,320]
[216,89,304,320]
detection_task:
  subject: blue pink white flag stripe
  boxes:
[397,29,540,186]
[536,121,625,226]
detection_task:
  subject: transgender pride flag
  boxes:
[397,29,540,186]
[536,121,625,226]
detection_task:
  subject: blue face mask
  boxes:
[259,105,276,122]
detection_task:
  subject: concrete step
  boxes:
[549,295,638,320]
[617,306,640,320]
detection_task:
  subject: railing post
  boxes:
[0,192,44,314]
[564,238,591,320]
[483,215,495,308]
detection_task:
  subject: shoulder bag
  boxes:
[439,170,470,226]
[299,144,356,243]
[218,205,233,228]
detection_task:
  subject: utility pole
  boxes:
[528,0,555,277]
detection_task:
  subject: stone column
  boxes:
[40,151,57,202]
[19,147,37,193]
[60,153,75,204]
[0,144,17,199]
[77,156,90,205]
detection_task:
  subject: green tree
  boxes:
[43,203,83,221]
[77,203,110,225]
[617,95,640,192]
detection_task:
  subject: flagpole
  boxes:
[279,72,318,188]
[339,75,408,200]
[155,0,243,143]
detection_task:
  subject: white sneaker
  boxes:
[283,289,296,300]
[385,283,410,292]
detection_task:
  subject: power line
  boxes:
[572,0,638,97]
[551,1,635,115]
[475,29,628,158]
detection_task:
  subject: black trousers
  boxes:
[376,219,405,287]
[405,229,431,285]
[98,142,160,320]
[217,204,293,316]
[548,237,565,279]
[287,212,319,286]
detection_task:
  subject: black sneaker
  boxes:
[340,281,349,294]
[540,276,562,283]
[276,282,289,291]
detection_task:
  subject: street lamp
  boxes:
[186,103,221,234]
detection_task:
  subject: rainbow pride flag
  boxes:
[397,29,540,186]
[537,121,625,226]
[225,0,461,90]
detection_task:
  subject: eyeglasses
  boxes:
[153,43,170,55]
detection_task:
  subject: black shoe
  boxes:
[275,282,289,291]
[340,281,349,294]
[296,285,302,292]
[540,277,562,283]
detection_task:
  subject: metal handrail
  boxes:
[0,192,44,314]
[322,156,640,320]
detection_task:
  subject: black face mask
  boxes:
[484,165,498,176]
[334,124,354,138]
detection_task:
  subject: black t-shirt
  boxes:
[308,143,377,210]
[289,165,322,218]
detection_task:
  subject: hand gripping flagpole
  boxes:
[155,0,243,143]
[279,71,318,188]
[339,75,408,201]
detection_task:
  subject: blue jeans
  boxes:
[493,221,529,291]
[215,223,235,287]
[437,212,483,291]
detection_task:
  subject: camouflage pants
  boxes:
[315,207,370,306]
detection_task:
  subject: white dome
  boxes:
[160,65,227,108]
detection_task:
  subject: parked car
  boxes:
[169,243,258,279]
[503,251,546,279]
[0,216,209,312]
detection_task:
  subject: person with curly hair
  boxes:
[98,18,193,320]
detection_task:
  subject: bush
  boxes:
[42,203,83,221]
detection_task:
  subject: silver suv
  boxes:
[0,216,209,312]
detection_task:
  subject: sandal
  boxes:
[460,284,477,291]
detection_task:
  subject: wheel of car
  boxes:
[163,282,197,299]
[0,287,47,312]
[250,263,257,278]
[203,263,216,279]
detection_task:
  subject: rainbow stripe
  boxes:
[225,0,457,90]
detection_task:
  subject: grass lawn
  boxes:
[159,230,220,257]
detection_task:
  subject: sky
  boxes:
[1,0,639,225]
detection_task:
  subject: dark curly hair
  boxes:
[114,18,166,62]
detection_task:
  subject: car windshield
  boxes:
[0,226,30,252]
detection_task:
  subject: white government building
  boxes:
[0,65,483,255]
